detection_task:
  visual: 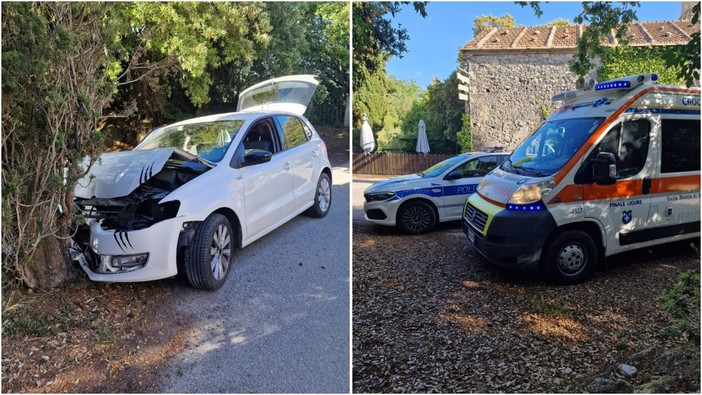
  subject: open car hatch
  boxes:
[236,74,319,116]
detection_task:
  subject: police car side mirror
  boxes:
[444,170,462,181]
[592,152,617,185]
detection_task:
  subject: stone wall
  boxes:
[460,51,596,150]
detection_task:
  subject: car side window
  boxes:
[454,156,498,178]
[275,115,309,149]
[661,119,700,173]
[589,120,650,179]
[242,119,279,154]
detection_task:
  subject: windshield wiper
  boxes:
[174,148,215,168]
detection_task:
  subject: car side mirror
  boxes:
[592,152,617,185]
[444,170,462,181]
[242,149,272,167]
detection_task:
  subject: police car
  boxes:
[364,152,508,233]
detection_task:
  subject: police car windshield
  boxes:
[503,117,605,177]
[419,155,467,178]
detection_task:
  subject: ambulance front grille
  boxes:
[464,202,488,233]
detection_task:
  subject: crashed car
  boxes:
[72,75,332,290]
[363,152,508,234]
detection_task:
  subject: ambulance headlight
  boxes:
[477,178,490,194]
[508,178,555,204]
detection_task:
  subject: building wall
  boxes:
[460,51,596,150]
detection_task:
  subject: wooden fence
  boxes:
[352,152,453,175]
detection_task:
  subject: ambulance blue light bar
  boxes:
[594,73,659,91]
[506,201,547,211]
[595,81,631,91]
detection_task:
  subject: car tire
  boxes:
[306,172,332,218]
[184,213,234,291]
[397,200,436,234]
[543,230,597,285]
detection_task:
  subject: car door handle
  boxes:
[283,162,291,171]
[312,150,319,158]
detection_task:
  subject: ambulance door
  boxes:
[582,118,653,251]
[646,118,701,235]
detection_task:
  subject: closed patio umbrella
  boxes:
[416,119,430,154]
[360,114,376,154]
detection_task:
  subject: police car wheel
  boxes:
[397,201,436,234]
[544,230,597,285]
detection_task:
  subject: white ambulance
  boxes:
[463,73,700,284]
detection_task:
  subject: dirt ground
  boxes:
[1,277,195,393]
[1,124,349,393]
[352,222,700,393]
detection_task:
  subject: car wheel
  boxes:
[543,230,597,285]
[306,172,332,218]
[397,200,436,234]
[184,213,234,291]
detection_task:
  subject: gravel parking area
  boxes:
[352,221,700,393]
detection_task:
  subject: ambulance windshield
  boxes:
[502,117,605,177]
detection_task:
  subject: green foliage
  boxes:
[598,46,687,85]
[354,65,425,152]
[357,69,464,154]
[423,72,464,153]
[540,104,549,120]
[473,14,516,36]
[662,2,700,87]
[660,270,700,345]
[547,18,571,26]
[456,115,473,152]
[570,2,641,84]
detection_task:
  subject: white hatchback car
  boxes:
[72,75,332,290]
[363,152,508,234]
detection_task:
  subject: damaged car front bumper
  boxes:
[73,217,186,282]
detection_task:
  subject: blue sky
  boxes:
[386,2,685,88]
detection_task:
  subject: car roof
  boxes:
[162,110,307,128]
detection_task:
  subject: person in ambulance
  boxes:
[463,73,700,284]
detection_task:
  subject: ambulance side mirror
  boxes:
[592,152,617,185]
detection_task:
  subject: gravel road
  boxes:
[352,176,699,393]
[157,153,350,393]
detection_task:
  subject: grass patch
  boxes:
[3,314,56,337]
[95,327,114,343]
[532,295,566,317]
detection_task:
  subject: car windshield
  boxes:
[419,155,468,178]
[502,117,605,177]
[136,120,245,164]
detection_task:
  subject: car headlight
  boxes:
[508,178,555,205]
[364,191,396,202]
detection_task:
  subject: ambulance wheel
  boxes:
[543,230,597,285]
[184,213,233,291]
[397,200,436,234]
